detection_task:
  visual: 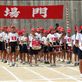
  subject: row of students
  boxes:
[0,25,80,68]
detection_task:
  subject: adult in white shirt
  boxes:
[75,32,82,77]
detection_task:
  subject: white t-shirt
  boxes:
[54,33,61,39]
[76,33,82,50]
[71,34,76,45]
[47,33,52,42]
[41,36,48,45]
[35,32,42,41]
[0,32,4,42]
[29,34,40,47]
[65,35,72,46]
[8,32,18,42]
[47,33,58,43]
[4,33,9,43]
[29,34,34,47]
[20,35,27,44]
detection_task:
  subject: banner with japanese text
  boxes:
[0,5,63,19]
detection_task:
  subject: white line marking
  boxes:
[68,67,79,72]
[2,66,23,82]
[0,78,72,82]
[24,67,53,82]
[41,65,81,82]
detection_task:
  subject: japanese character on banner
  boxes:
[4,7,20,18]
[32,7,48,18]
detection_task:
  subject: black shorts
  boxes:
[10,42,17,53]
[0,42,5,50]
[43,45,48,53]
[78,48,82,59]
[48,46,53,52]
[0,42,2,50]
[29,47,39,55]
[73,45,78,55]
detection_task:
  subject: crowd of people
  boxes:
[0,23,82,77]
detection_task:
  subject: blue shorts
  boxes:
[22,44,28,53]
[73,45,78,55]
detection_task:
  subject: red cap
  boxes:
[7,27,11,32]
[80,25,82,30]
[0,27,3,30]
[57,26,61,31]
[47,29,51,34]
[18,30,23,36]
[31,28,35,32]
[43,30,47,34]
[67,28,71,33]
[49,25,54,30]
[59,27,64,32]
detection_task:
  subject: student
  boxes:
[4,26,9,63]
[41,30,49,64]
[65,28,73,64]
[8,26,18,67]
[19,30,28,64]
[47,26,57,66]
[0,27,4,61]
[29,28,41,66]
[72,25,79,66]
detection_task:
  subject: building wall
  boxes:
[0,1,82,33]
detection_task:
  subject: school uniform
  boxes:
[47,33,53,52]
[0,32,4,50]
[65,35,73,52]
[19,35,28,53]
[8,32,18,53]
[41,36,48,53]
[29,34,41,55]
[1,32,7,50]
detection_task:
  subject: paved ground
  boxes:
[0,60,82,82]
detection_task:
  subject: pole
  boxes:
[74,9,76,25]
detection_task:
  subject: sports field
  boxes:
[0,59,81,82]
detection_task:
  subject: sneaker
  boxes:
[9,62,13,67]
[29,63,32,66]
[35,64,39,66]
[50,63,56,66]
[14,63,18,67]
[1,59,3,62]
[74,62,77,66]
[44,61,50,64]
[22,61,25,65]
[66,60,71,64]
[3,60,7,63]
